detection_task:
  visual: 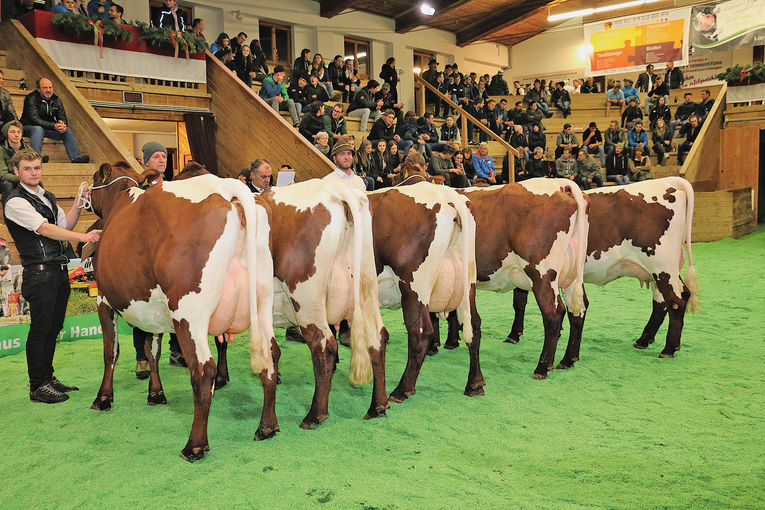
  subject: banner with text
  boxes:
[584,7,692,76]
[691,0,765,53]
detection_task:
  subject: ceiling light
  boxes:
[420,3,435,16]
[547,0,661,22]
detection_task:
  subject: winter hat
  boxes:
[142,141,167,164]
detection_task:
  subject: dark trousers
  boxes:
[133,328,181,361]
[21,267,70,391]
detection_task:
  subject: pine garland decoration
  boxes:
[133,21,209,55]
[52,13,133,43]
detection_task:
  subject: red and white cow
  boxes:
[89,162,277,462]
[442,179,589,379]
[368,181,481,401]
[509,176,699,361]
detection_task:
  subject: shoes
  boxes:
[50,376,79,393]
[135,360,150,380]
[71,155,90,163]
[42,155,49,163]
[30,382,69,403]
[168,351,187,367]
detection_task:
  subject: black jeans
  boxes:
[21,267,70,391]
[133,328,181,361]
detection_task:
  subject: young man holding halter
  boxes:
[3,148,101,403]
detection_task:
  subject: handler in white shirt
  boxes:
[322,141,366,192]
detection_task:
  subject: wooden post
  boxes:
[417,83,425,117]
[460,114,468,148]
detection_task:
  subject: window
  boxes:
[259,22,292,68]
[149,1,193,29]
[344,38,370,80]
[413,50,433,79]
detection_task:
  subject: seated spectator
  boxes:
[472,142,496,184]
[581,121,605,165]
[249,40,269,82]
[474,80,489,105]
[652,118,673,165]
[563,79,576,95]
[0,70,19,129]
[605,84,626,116]
[580,77,598,93]
[384,140,401,178]
[480,99,502,141]
[525,101,545,132]
[353,139,375,191]
[433,73,450,118]
[575,149,604,190]
[0,120,31,199]
[696,89,715,121]
[305,73,329,103]
[507,101,528,135]
[440,115,461,148]
[230,32,247,56]
[512,80,525,96]
[311,53,333,99]
[108,3,124,24]
[449,74,467,112]
[52,0,78,14]
[327,55,345,98]
[644,76,669,114]
[87,0,112,20]
[605,144,632,185]
[555,123,578,159]
[488,70,509,96]
[395,110,419,156]
[369,109,398,146]
[627,121,650,156]
[234,45,257,88]
[298,100,325,142]
[314,131,330,158]
[555,148,576,181]
[249,158,272,193]
[621,78,640,104]
[323,103,348,146]
[675,92,697,133]
[495,99,510,133]
[629,145,652,181]
[524,147,549,179]
[429,144,467,187]
[347,79,382,133]
[677,115,702,165]
[509,124,529,162]
[375,83,404,125]
[603,119,625,158]
[287,75,310,113]
[237,168,254,192]
[292,48,312,83]
[212,34,235,71]
[370,139,390,189]
[20,77,89,164]
[527,123,546,153]
[451,151,470,185]
[649,95,674,132]
[461,147,476,181]
[341,58,360,103]
[621,98,643,129]
[210,32,228,54]
[551,81,572,118]
[258,65,299,126]
[417,112,440,159]
[154,0,185,32]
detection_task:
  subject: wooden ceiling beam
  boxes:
[395,0,474,33]
[456,0,554,46]
[319,0,357,18]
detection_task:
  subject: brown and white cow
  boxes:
[88,162,277,462]
[509,176,698,361]
[368,181,481,401]
[441,179,589,379]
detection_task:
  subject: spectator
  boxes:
[154,0,185,32]
[212,33,235,71]
[230,32,247,57]
[527,123,546,153]
[370,139,388,188]
[237,168,253,191]
[649,95,674,132]
[509,124,529,162]
[472,142,495,184]
[675,92,697,132]
[52,0,78,14]
[189,17,204,38]
[287,75,310,113]
[622,78,640,104]
[327,55,345,95]
[636,64,656,93]
[347,79,382,133]
[449,73,467,112]
[461,147,476,181]
[258,65,299,126]
[488,69,509,96]
[108,3,123,24]
[605,78,616,91]
[664,61,684,89]
[605,84,626,116]
[0,70,19,128]
[480,98,502,141]
[525,147,548,179]
[1,120,31,200]
[20,78,89,164]
[314,131,330,158]
[292,48,312,83]
[306,73,329,103]
[551,81,571,118]
[234,45,257,88]
[433,72,450,118]
[555,123,578,159]
[379,57,399,103]
[311,53,334,99]
[696,89,715,121]
[8,0,39,18]
[603,119,626,158]
[627,120,650,156]
[605,144,632,185]
[440,115,461,147]
[249,158,272,193]
[210,32,228,54]
[421,58,439,106]
[429,144,466,188]
[512,80,525,96]
[451,151,470,185]
[353,139,375,191]
[474,80,489,104]
[555,147,576,181]
[644,76,669,114]
[418,112,440,159]
[384,140,401,178]
[340,58,360,103]
[581,121,605,165]
[86,0,111,20]
[249,40,269,81]
[525,101,545,132]
[575,149,604,189]
[677,115,702,165]
[507,101,528,134]
[495,99,510,133]
[621,98,643,129]
[630,145,652,181]
[375,82,404,125]
[323,103,349,146]
[298,100,325,143]
[395,110,419,156]
[369,109,398,146]
[652,117,673,166]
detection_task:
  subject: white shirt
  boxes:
[323,168,366,192]
[4,182,66,233]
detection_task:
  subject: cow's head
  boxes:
[90,161,159,218]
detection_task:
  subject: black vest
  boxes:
[3,185,68,267]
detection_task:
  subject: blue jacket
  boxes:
[87,0,112,20]
[259,74,289,101]
[622,85,639,102]
[627,128,648,148]
[51,4,76,14]
[472,153,494,179]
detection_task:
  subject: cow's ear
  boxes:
[94,162,112,185]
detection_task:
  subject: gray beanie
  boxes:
[142,141,167,164]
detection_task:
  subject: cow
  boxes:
[438,179,589,379]
[368,180,481,402]
[88,161,278,462]
[507,176,699,362]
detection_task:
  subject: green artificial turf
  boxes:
[1,229,764,509]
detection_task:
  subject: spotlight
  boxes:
[420,3,435,16]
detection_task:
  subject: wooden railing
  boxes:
[0,20,142,173]
[206,51,334,180]
[679,82,727,190]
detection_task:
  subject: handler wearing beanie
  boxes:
[132,141,186,378]
[323,140,365,191]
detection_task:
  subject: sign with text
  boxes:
[691,0,765,53]
[584,7,692,76]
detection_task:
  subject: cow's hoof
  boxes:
[444,340,459,350]
[464,382,485,397]
[658,351,676,359]
[504,335,521,344]
[425,344,438,356]
[364,404,389,420]
[147,390,167,406]
[179,445,207,462]
[299,414,328,430]
[90,394,113,411]
[214,377,228,390]
[633,338,653,349]
[388,388,414,403]
[532,372,548,380]
[254,424,280,441]
[556,359,576,370]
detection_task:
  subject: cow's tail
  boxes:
[452,196,476,345]
[674,177,699,314]
[563,180,588,316]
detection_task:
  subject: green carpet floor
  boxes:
[2,228,764,509]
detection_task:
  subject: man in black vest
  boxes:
[3,149,101,403]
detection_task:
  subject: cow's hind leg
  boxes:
[92,302,118,411]
[464,286,485,396]
[214,335,230,390]
[505,288,529,343]
[145,334,167,405]
[365,327,390,419]
[255,337,280,440]
[389,288,429,403]
[444,310,461,349]
[557,288,589,369]
[654,272,690,358]
[531,277,566,380]
[634,284,669,350]
[426,312,440,355]
[175,319,216,462]
[300,323,338,429]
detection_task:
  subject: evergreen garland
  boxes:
[716,63,765,85]
[132,21,209,55]
[52,13,133,43]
